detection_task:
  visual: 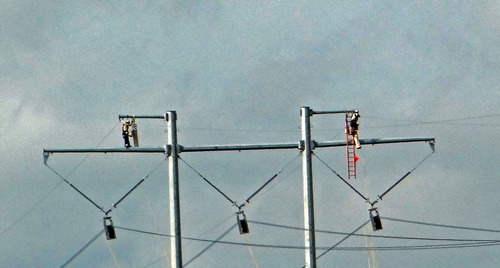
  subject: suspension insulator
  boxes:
[104,217,117,240]
[369,208,383,231]
[237,213,249,234]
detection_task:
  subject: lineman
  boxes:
[349,110,361,149]
[121,119,132,148]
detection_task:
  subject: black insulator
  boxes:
[104,217,117,240]
[369,209,383,231]
[237,214,249,234]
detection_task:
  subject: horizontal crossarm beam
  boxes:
[118,114,167,120]
[43,137,434,155]
[43,147,169,154]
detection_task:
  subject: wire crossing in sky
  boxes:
[316,220,370,261]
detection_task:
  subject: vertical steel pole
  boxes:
[167,111,182,268]
[301,107,317,268]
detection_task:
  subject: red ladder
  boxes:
[346,115,357,179]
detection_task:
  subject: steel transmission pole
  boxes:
[167,111,182,268]
[301,107,317,268]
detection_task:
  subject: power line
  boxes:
[384,217,500,233]
[249,220,500,242]
[0,122,120,239]
[364,113,500,128]
[60,229,105,268]
[184,223,237,267]
[178,114,500,135]
[113,225,500,251]
[316,220,370,260]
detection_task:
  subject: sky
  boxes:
[1,0,499,267]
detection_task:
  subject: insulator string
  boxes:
[45,164,105,213]
[313,152,369,202]
[179,156,236,205]
[106,157,167,214]
[244,154,300,204]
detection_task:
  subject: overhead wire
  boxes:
[316,220,370,260]
[363,113,500,128]
[184,223,238,267]
[174,154,300,266]
[60,229,105,268]
[141,214,235,268]
[0,122,120,239]
[113,224,500,251]
[53,113,497,267]
[51,113,497,265]
[176,113,500,136]
[249,220,500,243]
[383,217,500,233]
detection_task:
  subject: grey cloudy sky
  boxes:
[1,1,499,267]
